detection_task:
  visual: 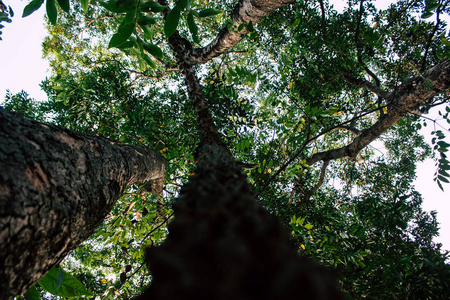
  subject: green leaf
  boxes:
[421,11,434,19]
[399,256,412,264]
[187,13,199,43]
[81,0,89,13]
[38,267,93,297]
[437,141,450,147]
[143,42,163,59]
[57,0,70,13]
[143,54,156,68]
[438,175,450,183]
[139,24,153,39]
[425,2,440,11]
[117,41,135,50]
[23,285,40,300]
[198,8,221,18]
[304,223,314,230]
[23,0,44,17]
[437,179,444,191]
[99,0,135,13]
[164,6,180,37]
[56,266,64,291]
[116,0,136,10]
[438,168,450,177]
[0,13,12,22]
[442,37,450,47]
[109,23,134,48]
[137,16,157,25]
[46,0,57,24]
[124,9,136,23]
[177,0,188,10]
[247,20,254,32]
[139,1,166,12]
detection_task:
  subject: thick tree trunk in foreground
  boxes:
[138,143,342,299]
[0,108,166,300]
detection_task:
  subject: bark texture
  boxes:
[137,144,342,300]
[0,108,166,299]
[189,0,295,64]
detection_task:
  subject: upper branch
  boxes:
[190,0,295,64]
[306,59,450,165]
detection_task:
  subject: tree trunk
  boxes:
[0,108,166,299]
[138,143,342,300]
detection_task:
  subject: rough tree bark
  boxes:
[0,108,166,300]
[189,0,295,64]
[139,143,342,300]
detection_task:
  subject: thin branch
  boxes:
[126,65,179,80]
[255,105,385,197]
[302,160,329,201]
[80,14,114,36]
[307,59,450,166]
[138,212,174,246]
[317,0,326,28]
[255,122,311,197]
[331,125,362,136]
[420,3,442,72]
[353,0,382,89]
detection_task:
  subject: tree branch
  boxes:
[332,125,361,136]
[189,0,295,64]
[306,59,450,165]
[302,160,329,201]
[420,3,442,72]
[342,71,390,99]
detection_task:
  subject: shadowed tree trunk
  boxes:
[0,108,166,299]
[138,143,342,300]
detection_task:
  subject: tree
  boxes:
[1,0,450,299]
[0,107,166,299]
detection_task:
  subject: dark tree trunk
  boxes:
[0,108,166,300]
[138,143,342,299]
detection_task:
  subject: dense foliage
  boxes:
[3,0,450,298]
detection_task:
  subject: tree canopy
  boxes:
[2,0,450,299]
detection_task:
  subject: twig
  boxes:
[302,160,330,201]
[255,105,385,197]
[138,212,174,245]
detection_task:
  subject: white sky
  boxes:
[0,0,448,252]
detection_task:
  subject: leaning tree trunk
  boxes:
[0,108,166,300]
